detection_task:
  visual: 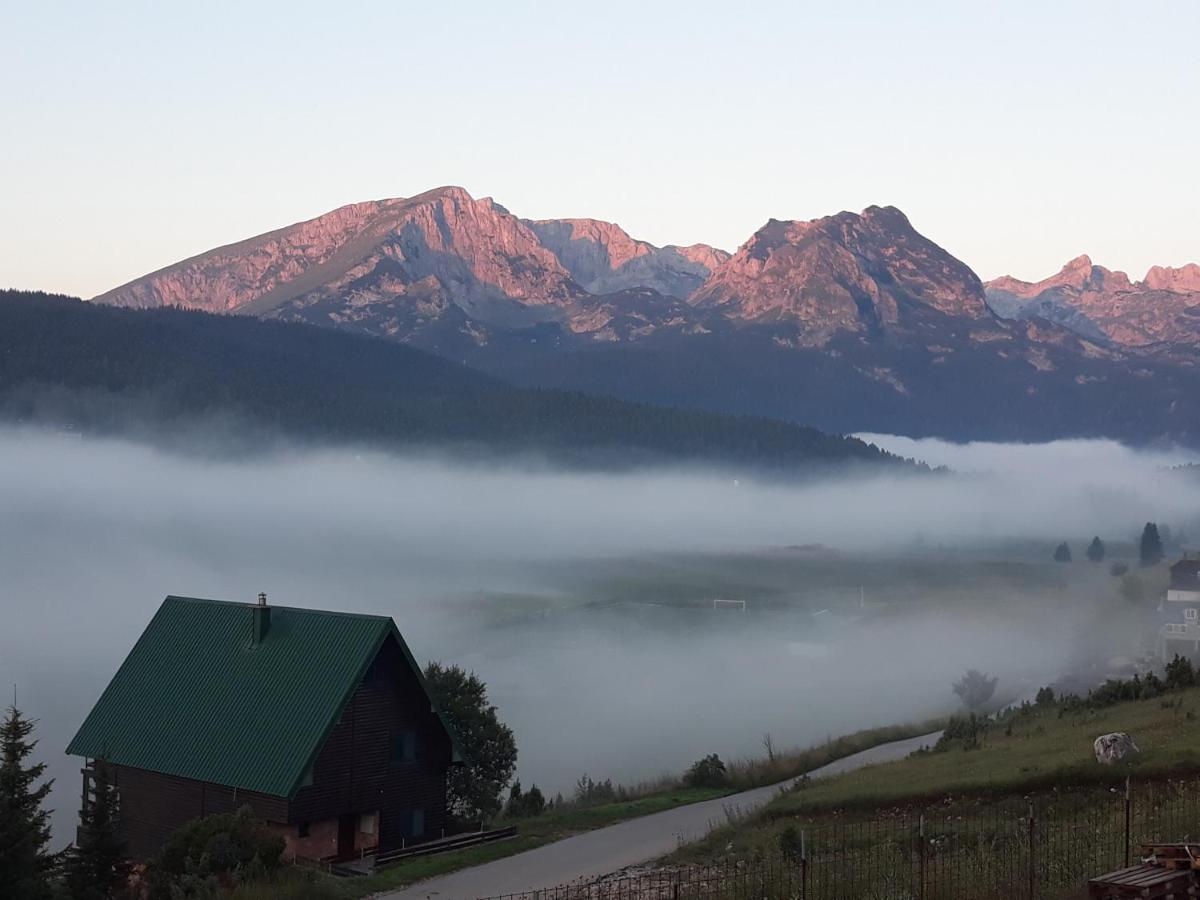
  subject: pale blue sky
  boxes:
[3,0,1197,298]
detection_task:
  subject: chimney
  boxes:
[252,592,271,645]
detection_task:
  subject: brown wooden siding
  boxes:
[103,764,288,861]
[287,635,452,852]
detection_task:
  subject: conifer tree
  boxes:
[1140,522,1165,567]
[64,763,130,900]
[1087,536,1106,563]
[0,704,55,900]
[1053,542,1072,563]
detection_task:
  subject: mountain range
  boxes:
[985,256,1200,348]
[90,187,1200,445]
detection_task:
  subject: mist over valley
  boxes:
[2,426,1194,847]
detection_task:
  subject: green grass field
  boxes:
[674,686,1200,866]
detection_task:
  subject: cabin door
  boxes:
[336,813,357,860]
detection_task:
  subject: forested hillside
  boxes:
[0,291,907,472]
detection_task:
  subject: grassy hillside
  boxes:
[0,290,909,472]
[676,686,1200,865]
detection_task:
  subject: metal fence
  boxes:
[475,778,1200,900]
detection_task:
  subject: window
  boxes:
[359,813,377,835]
[409,809,425,838]
[1187,609,1198,621]
[298,822,310,838]
[390,730,417,764]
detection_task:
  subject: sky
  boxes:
[3,0,1198,298]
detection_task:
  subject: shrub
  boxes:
[1165,655,1197,691]
[935,713,988,752]
[777,824,804,863]
[685,754,728,788]
[573,774,617,805]
[504,780,546,818]
[1110,562,1130,576]
[144,806,284,900]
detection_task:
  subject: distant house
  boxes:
[67,595,462,862]
[1159,557,1200,661]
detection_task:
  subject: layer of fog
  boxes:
[0,426,1196,846]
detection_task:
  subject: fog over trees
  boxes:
[0,427,1197,847]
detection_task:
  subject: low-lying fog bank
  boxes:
[0,426,1196,846]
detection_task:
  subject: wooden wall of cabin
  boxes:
[288,634,452,853]
[99,763,288,861]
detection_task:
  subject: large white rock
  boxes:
[1094,732,1140,764]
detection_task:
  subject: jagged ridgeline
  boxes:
[85,186,1200,445]
[0,290,908,472]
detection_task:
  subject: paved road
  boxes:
[383,730,941,900]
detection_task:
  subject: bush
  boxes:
[1165,655,1197,691]
[935,713,988,752]
[504,780,546,818]
[685,754,728,788]
[777,824,804,863]
[573,774,617,805]
[144,806,284,900]
[1110,562,1130,577]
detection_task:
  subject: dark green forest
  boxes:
[0,291,909,472]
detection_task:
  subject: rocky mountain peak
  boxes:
[1144,263,1200,293]
[691,206,987,341]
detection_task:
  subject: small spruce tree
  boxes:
[65,763,130,900]
[1140,523,1165,567]
[0,705,55,900]
[1087,536,1106,563]
[1053,542,1072,563]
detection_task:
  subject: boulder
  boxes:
[1094,732,1139,765]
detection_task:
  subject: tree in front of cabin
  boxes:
[0,705,55,900]
[1087,536,1106,563]
[143,806,283,900]
[1140,522,1165,567]
[63,764,130,900]
[1053,542,1072,563]
[423,662,517,825]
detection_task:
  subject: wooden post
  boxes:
[918,814,926,900]
[1124,776,1132,867]
[1028,801,1036,900]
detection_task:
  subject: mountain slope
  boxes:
[691,206,987,341]
[986,257,1200,348]
[0,290,904,471]
[89,189,1200,445]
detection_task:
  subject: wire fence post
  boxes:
[1124,775,1132,868]
[1028,801,1036,900]
[801,829,808,900]
[918,813,926,900]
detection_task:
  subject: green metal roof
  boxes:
[67,596,461,798]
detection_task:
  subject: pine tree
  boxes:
[64,763,130,900]
[1053,542,1072,563]
[0,705,55,900]
[1087,536,1106,563]
[1140,522,1165,567]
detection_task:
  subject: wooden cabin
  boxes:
[67,594,462,862]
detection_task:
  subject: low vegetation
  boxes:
[674,683,1200,865]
